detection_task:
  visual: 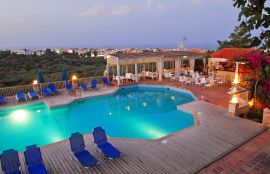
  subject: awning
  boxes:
[208,58,228,62]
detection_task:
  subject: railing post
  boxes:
[262,108,270,127]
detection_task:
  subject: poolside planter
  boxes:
[262,108,270,127]
[228,101,249,117]
[228,101,239,116]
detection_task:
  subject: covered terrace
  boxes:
[106,51,206,85]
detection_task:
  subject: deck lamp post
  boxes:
[228,61,250,116]
[230,61,246,95]
[72,75,78,88]
[228,62,241,116]
[32,79,39,93]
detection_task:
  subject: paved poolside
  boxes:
[198,129,270,174]
[1,98,265,174]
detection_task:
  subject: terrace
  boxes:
[0,84,266,173]
[0,51,269,174]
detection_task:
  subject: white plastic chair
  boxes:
[217,80,223,86]
[185,78,193,85]
[195,78,201,87]
[205,80,215,90]
[200,78,206,86]
[179,76,187,85]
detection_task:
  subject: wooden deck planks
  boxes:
[0,101,266,174]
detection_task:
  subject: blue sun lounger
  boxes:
[0,149,22,174]
[81,83,88,91]
[16,92,26,102]
[24,145,48,174]
[0,96,4,105]
[28,90,39,100]
[42,88,52,96]
[93,127,121,159]
[90,80,97,89]
[65,83,74,91]
[102,77,113,86]
[69,132,99,168]
[48,83,59,95]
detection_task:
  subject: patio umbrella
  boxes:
[61,68,68,81]
[37,69,44,83]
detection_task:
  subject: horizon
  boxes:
[0,0,238,50]
[0,43,218,50]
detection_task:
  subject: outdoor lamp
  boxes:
[248,99,254,107]
[230,95,238,104]
[33,80,38,85]
[232,75,240,85]
[72,75,77,80]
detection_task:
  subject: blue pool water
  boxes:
[0,85,195,152]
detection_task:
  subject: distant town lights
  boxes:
[67,49,73,54]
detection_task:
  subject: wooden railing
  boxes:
[0,76,104,97]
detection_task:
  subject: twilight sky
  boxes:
[0,0,239,49]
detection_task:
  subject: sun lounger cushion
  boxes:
[29,91,39,100]
[48,83,59,95]
[0,96,4,104]
[16,92,26,102]
[0,149,22,174]
[42,88,52,96]
[81,84,88,91]
[69,133,98,168]
[91,80,97,89]
[24,145,48,174]
[93,127,121,159]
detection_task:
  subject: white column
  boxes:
[135,63,138,83]
[189,58,195,71]
[202,58,206,66]
[263,108,270,127]
[126,65,128,74]
[106,64,109,72]
[175,58,180,78]
[105,64,109,77]
[117,64,121,86]
[235,62,240,73]
[158,58,163,81]
[179,59,182,74]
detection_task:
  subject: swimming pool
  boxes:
[0,85,196,152]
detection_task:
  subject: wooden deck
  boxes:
[1,101,266,174]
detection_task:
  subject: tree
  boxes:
[238,51,270,110]
[0,51,106,87]
[93,50,98,57]
[217,25,253,49]
[263,38,270,53]
[233,0,270,48]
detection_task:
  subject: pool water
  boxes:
[0,85,195,152]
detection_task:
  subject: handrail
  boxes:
[0,76,104,97]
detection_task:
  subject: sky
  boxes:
[0,0,239,49]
